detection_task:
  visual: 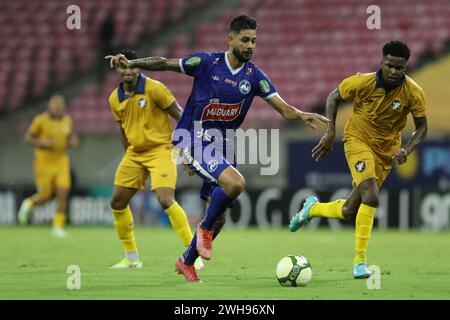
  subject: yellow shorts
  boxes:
[114,144,177,191]
[344,137,392,187]
[34,158,71,198]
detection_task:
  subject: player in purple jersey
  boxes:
[106,15,329,282]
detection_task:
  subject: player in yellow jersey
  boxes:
[290,40,428,278]
[108,50,203,269]
[18,94,79,237]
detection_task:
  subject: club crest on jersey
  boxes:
[201,100,244,122]
[355,161,366,173]
[207,160,218,172]
[239,80,251,95]
[392,100,402,111]
[138,98,147,109]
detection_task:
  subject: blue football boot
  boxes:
[289,196,319,232]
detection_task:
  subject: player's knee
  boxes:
[156,194,174,209]
[226,178,246,198]
[362,192,379,208]
[342,204,358,220]
[35,191,53,204]
[110,197,128,211]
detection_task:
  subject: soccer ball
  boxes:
[276,255,312,287]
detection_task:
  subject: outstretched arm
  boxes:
[105,54,182,73]
[393,116,427,165]
[311,88,346,162]
[265,94,330,130]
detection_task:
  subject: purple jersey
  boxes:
[173,51,277,147]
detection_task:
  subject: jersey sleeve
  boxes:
[152,81,176,110]
[338,73,364,101]
[255,69,277,100]
[108,91,122,122]
[27,115,42,136]
[410,86,427,118]
[179,52,211,77]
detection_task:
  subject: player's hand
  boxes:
[183,163,195,176]
[392,148,408,165]
[105,54,130,69]
[38,139,53,149]
[311,132,335,162]
[299,112,330,131]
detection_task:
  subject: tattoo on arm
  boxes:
[129,57,181,72]
[324,88,345,134]
[404,117,427,154]
[165,101,183,122]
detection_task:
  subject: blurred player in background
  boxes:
[107,15,329,282]
[18,94,79,237]
[107,49,203,270]
[290,40,428,279]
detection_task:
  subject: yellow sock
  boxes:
[53,212,66,229]
[25,197,35,209]
[165,202,193,247]
[354,203,377,265]
[309,199,345,219]
[112,206,138,253]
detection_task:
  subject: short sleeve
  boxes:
[255,69,277,100]
[27,116,42,136]
[338,73,363,101]
[410,86,427,118]
[152,80,176,110]
[179,52,211,77]
[109,91,122,122]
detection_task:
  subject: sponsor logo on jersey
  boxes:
[245,67,253,77]
[239,80,251,94]
[138,98,147,109]
[392,100,402,111]
[200,100,244,122]
[212,75,220,81]
[355,161,366,172]
[259,80,270,94]
[186,56,201,67]
[207,160,218,172]
[225,78,238,87]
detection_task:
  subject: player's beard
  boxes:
[232,48,251,62]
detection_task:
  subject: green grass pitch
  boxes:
[1,226,449,300]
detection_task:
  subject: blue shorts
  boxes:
[181,142,236,202]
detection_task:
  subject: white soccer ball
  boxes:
[276,255,313,287]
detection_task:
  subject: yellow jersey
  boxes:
[109,73,176,152]
[338,71,427,160]
[27,112,73,163]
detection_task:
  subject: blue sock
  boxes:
[183,234,199,265]
[201,186,235,230]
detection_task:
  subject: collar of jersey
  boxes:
[225,52,245,75]
[375,69,405,92]
[118,73,146,102]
